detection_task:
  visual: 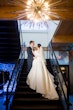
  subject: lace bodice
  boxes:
[33,50,40,57]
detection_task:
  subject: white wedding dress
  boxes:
[26,47,59,100]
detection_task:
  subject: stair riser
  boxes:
[15,94,42,98]
[18,82,27,86]
[12,108,62,110]
[13,100,59,105]
[20,76,27,79]
[21,73,28,77]
[11,60,62,110]
[17,87,35,91]
[0,21,20,62]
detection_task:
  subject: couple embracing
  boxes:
[26,41,59,100]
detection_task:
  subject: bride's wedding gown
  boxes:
[26,49,59,100]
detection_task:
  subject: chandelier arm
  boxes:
[33,0,37,4]
[13,10,26,14]
[48,12,60,19]
[8,0,26,7]
[16,13,26,19]
[49,0,66,8]
[51,8,68,11]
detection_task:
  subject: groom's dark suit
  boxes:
[27,47,34,73]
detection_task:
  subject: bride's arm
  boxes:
[32,50,37,58]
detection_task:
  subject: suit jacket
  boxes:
[27,47,34,61]
[27,47,34,70]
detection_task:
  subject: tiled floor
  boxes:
[0,63,15,73]
[0,95,6,110]
[0,63,16,93]
[0,93,14,110]
[70,95,73,110]
[0,63,16,110]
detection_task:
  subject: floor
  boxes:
[69,95,73,110]
[0,94,14,110]
[0,63,16,110]
[0,94,6,110]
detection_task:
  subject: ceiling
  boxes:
[0,0,73,20]
[0,0,73,50]
[52,20,73,43]
[52,20,73,50]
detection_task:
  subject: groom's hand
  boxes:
[33,57,37,59]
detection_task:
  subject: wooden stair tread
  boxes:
[13,105,62,110]
[16,91,40,94]
[11,60,63,110]
[14,98,59,101]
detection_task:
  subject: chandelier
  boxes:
[8,0,67,22]
[25,0,50,22]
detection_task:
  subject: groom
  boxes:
[27,41,34,73]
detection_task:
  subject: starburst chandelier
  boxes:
[25,0,50,22]
[8,0,67,22]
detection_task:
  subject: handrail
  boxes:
[5,49,24,110]
[49,42,67,85]
[51,45,67,88]
[48,42,70,110]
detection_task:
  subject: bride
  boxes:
[26,44,59,100]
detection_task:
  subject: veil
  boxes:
[39,46,46,64]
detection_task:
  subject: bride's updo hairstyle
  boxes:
[37,44,41,48]
[33,47,37,51]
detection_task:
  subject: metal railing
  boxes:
[48,42,70,110]
[4,49,24,110]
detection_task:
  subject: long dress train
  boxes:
[26,50,59,100]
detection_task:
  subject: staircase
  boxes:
[11,60,63,110]
[0,20,20,63]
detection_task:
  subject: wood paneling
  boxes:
[52,36,73,43]
[0,0,73,20]
[0,7,23,20]
[52,20,73,43]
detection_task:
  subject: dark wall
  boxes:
[0,20,21,63]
